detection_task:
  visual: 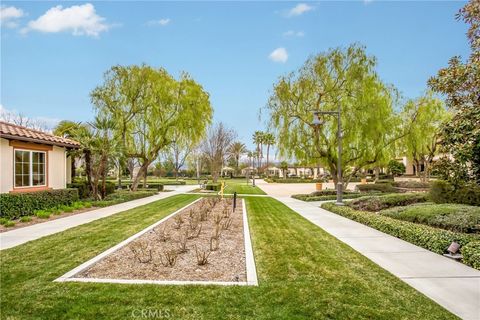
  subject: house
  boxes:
[0,121,80,193]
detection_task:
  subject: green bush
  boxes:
[3,220,15,227]
[0,218,8,225]
[429,180,480,206]
[292,190,366,202]
[20,216,32,222]
[138,183,164,191]
[462,241,480,269]
[0,189,79,219]
[348,193,428,212]
[322,203,480,269]
[93,190,157,207]
[381,203,480,233]
[206,183,221,191]
[356,183,398,193]
[269,177,316,183]
[67,180,116,199]
[393,181,431,189]
[35,210,51,219]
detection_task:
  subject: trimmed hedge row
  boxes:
[348,193,428,212]
[206,183,221,191]
[462,241,480,270]
[322,203,480,270]
[292,193,367,201]
[356,183,398,193]
[93,190,157,207]
[429,180,480,206]
[0,189,79,219]
[67,181,116,199]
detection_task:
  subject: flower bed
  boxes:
[57,197,256,284]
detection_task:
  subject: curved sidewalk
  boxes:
[274,196,480,320]
[0,185,197,250]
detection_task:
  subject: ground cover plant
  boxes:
[380,203,480,234]
[348,193,428,212]
[76,197,246,282]
[0,194,456,319]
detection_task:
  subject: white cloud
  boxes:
[0,6,25,28]
[269,47,288,63]
[146,18,171,26]
[283,30,304,37]
[287,3,314,17]
[21,3,109,37]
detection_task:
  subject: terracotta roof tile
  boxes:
[0,121,80,148]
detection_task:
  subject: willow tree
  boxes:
[266,44,408,188]
[402,93,450,181]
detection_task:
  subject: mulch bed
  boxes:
[78,197,246,282]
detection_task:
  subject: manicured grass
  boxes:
[0,195,455,319]
[222,179,266,195]
[381,203,480,233]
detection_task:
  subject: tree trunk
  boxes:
[374,167,380,183]
[266,146,270,177]
[84,150,93,196]
[131,161,151,191]
[71,156,76,180]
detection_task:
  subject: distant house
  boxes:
[0,121,80,193]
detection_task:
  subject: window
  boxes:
[14,150,46,188]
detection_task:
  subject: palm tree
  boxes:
[252,131,265,170]
[263,133,275,176]
[228,141,247,177]
[53,120,84,180]
[280,161,289,179]
[247,151,254,168]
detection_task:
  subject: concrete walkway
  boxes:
[274,196,480,320]
[0,184,198,250]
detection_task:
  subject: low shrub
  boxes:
[292,191,366,202]
[0,218,8,225]
[93,190,156,207]
[206,183,221,191]
[322,203,480,268]
[348,193,428,212]
[392,181,431,189]
[67,180,116,199]
[35,210,51,219]
[3,220,15,227]
[381,203,480,233]
[269,177,315,183]
[462,241,480,269]
[0,189,79,219]
[429,180,480,206]
[20,216,32,222]
[356,183,398,193]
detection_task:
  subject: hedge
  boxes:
[0,189,79,219]
[67,181,116,199]
[348,193,428,212]
[206,183,221,191]
[93,190,157,207]
[392,181,431,189]
[292,193,367,201]
[322,203,480,270]
[462,241,480,270]
[356,183,398,193]
[429,180,480,206]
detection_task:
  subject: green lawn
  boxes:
[0,195,455,319]
[222,178,266,195]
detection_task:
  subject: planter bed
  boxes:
[56,197,257,285]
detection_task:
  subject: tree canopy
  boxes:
[266,44,406,186]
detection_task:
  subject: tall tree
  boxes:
[201,123,236,182]
[266,44,410,188]
[53,120,85,180]
[228,141,247,176]
[252,131,265,170]
[263,132,275,176]
[168,130,198,180]
[428,0,480,185]
[402,93,449,181]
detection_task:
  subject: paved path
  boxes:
[273,196,480,320]
[0,185,198,250]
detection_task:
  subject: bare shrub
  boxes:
[213,213,223,225]
[194,244,211,265]
[210,237,220,251]
[130,241,152,263]
[212,223,222,240]
[177,232,188,254]
[152,225,170,242]
[186,225,202,239]
[158,250,178,267]
[173,215,184,229]
[199,208,209,221]
[222,207,231,218]
[222,218,233,230]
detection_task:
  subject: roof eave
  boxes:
[0,134,80,149]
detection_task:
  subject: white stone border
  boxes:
[55,197,258,286]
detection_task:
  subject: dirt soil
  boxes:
[78,197,246,282]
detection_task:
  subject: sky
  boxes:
[0,1,470,151]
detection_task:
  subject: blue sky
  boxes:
[0,1,469,149]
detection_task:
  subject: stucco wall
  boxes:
[0,139,67,193]
[0,138,14,193]
[49,146,67,189]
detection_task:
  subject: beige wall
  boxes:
[0,138,14,193]
[0,138,67,193]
